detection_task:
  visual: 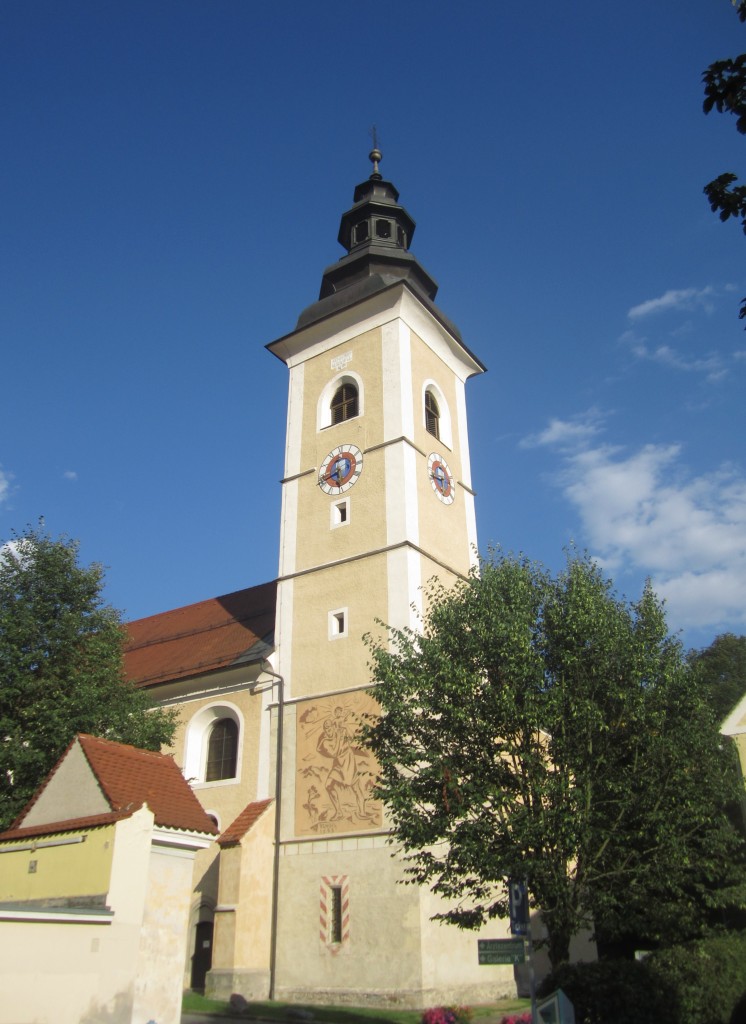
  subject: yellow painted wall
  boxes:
[295,447,388,573]
[410,330,473,578]
[208,804,276,1000]
[232,802,275,968]
[0,825,115,902]
[293,329,388,575]
[301,328,385,450]
[288,552,389,700]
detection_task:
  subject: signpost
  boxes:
[478,881,537,1024]
[477,938,526,965]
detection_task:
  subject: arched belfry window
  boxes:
[205,718,238,782]
[425,390,440,439]
[331,382,359,425]
[318,372,364,431]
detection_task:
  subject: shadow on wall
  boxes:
[79,988,133,1024]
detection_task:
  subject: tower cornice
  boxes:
[266,279,486,379]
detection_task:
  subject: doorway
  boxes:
[190,919,214,991]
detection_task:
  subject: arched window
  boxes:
[425,390,440,439]
[331,382,358,424]
[318,372,364,430]
[205,718,238,782]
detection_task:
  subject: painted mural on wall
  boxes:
[295,691,382,836]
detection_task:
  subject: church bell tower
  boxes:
[266,150,493,1004]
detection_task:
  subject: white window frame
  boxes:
[318,371,364,431]
[330,497,350,530]
[422,380,453,451]
[183,702,244,788]
[328,608,348,640]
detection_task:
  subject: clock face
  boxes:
[428,452,455,504]
[319,445,363,494]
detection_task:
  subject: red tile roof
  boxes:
[1,734,218,840]
[124,581,277,689]
[218,798,274,847]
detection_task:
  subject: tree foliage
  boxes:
[689,633,746,722]
[703,1,746,323]
[0,525,177,829]
[364,551,746,968]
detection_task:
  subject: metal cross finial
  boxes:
[368,125,382,177]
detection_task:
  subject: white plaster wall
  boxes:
[133,843,200,1024]
[386,544,423,634]
[382,318,413,439]
[0,809,153,1024]
[0,811,204,1024]
[274,842,426,1006]
[0,916,128,1024]
[418,884,517,1005]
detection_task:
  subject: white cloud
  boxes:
[526,417,746,632]
[619,305,732,381]
[0,467,12,508]
[625,341,727,381]
[63,470,78,481]
[650,345,723,376]
[627,287,715,320]
[520,410,602,451]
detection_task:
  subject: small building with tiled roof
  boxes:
[0,733,216,1024]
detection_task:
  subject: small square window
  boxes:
[329,608,348,640]
[331,499,350,529]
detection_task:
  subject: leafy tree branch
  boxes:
[0,524,177,829]
[364,551,746,968]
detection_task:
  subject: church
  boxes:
[123,149,521,1007]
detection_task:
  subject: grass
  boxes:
[182,993,531,1022]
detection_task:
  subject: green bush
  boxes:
[537,959,675,1024]
[538,933,746,1024]
[645,931,746,1024]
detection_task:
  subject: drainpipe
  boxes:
[260,660,284,1001]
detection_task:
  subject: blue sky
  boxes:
[2,0,744,651]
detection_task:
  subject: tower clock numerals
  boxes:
[427,452,455,504]
[319,445,363,494]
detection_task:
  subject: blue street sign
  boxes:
[509,879,528,936]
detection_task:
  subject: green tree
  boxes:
[364,551,746,968]
[703,1,746,323]
[689,633,746,722]
[0,525,177,829]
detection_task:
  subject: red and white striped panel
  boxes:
[319,874,350,953]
